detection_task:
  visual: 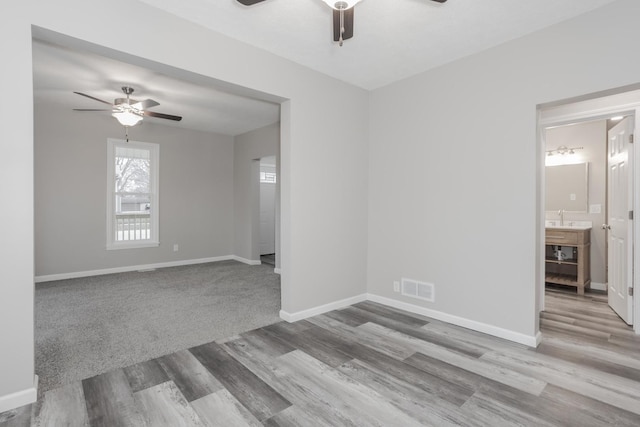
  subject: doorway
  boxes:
[538,89,640,334]
[259,156,277,267]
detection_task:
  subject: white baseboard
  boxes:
[535,331,543,347]
[35,255,263,283]
[280,293,368,323]
[590,282,607,291]
[366,294,539,347]
[274,268,281,275]
[0,375,37,413]
[231,256,261,266]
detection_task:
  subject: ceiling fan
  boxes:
[237,0,448,46]
[73,86,182,127]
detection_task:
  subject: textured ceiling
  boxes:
[138,0,618,90]
[32,40,281,136]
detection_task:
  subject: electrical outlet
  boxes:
[173,244,179,252]
[393,281,400,292]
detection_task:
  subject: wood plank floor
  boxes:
[2,288,640,426]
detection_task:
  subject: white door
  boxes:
[607,116,634,325]
[259,181,276,255]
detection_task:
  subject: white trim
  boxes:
[35,256,236,283]
[232,256,261,266]
[106,241,160,251]
[367,294,540,347]
[590,282,607,292]
[535,331,543,347]
[35,255,269,283]
[0,375,37,413]
[280,292,538,347]
[274,268,281,274]
[280,294,368,323]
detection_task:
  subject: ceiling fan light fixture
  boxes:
[112,110,143,127]
[322,0,361,10]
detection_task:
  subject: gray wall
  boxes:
[545,120,607,286]
[368,0,640,338]
[35,106,235,276]
[234,123,279,262]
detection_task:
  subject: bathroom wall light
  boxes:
[611,116,624,121]
[546,145,583,156]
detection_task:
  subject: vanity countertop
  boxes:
[545,220,592,231]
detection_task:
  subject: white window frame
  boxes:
[106,138,159,250]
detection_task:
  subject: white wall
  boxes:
[234,123,279,261]
[1,0,369,409]
[34,106,235,277]
[545,120,607,286]
[0,11,35,410]
[368,0,640,340]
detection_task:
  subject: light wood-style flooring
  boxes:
[1,289,640,426]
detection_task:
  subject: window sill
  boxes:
[106,241,159,251]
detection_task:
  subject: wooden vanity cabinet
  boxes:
[545,228,591,295]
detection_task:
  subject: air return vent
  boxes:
[401,278,435,302]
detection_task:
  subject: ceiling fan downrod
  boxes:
[336,1,347,46]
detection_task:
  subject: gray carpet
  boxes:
[35,260,281,395]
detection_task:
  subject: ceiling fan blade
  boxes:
[144,111,182,121]
[131,99,160,110]
[73,92,113,105]
[236,0,267,5]
[73,109,111,111]
[430,0,447,2]
[333,8,354,42]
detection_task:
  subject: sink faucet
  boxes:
[558,209,564,226]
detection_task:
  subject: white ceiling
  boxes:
[138,0,618,90]
[32,40,281,136]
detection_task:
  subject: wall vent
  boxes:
[401,278,435,302]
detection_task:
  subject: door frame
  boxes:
[537,90,640,334]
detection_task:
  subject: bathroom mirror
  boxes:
[545,163,589,212]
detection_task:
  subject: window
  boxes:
[106,139,159,249]
[260,171,277,183]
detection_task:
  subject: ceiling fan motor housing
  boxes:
[114,98,132,106]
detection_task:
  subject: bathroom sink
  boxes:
[545,220,592,230]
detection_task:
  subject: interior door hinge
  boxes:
[630,210,634,220]
[630,287,634,297]
[630,134,634,144]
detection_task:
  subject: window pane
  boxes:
[115,154,150,193]
[115,194,151,214]
[116,146,150,161]
[260,171,277,183]
[114,195,151,241]
[115,213,152,241]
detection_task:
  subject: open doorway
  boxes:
[259,156,277,267]
[538,89,640,335]
[32,31,288,394]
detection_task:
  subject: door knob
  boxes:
[602,224,611,230]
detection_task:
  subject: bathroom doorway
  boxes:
[538,89,640,333]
